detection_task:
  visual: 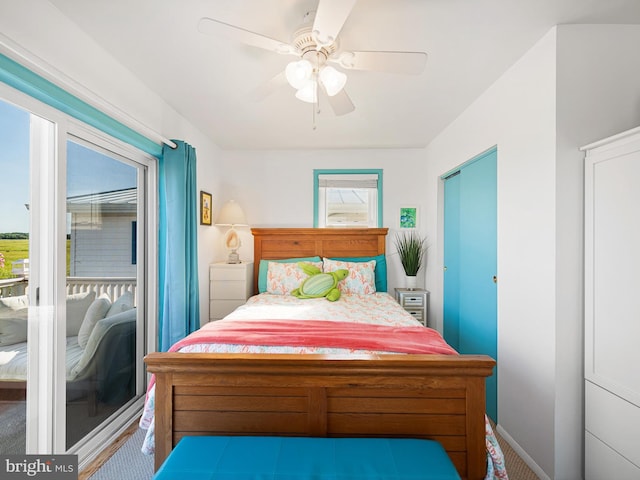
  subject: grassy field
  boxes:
[0,239,71,279]
[0,239,29,279]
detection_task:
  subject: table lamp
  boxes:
[215,200,248,264]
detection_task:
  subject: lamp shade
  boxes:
[295,80,318,104]
[215,200,248,226]
[285,60,313,90]
[319,66,347,96]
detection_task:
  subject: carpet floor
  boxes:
[0,399,122,454]
[0,401,26,454]
[494,427,540,480]
[86,427,153,480]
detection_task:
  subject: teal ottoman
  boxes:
[153,436,461,479]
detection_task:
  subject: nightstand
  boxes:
[394,288,429,326]
[209,262,253,321]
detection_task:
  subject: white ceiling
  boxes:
[50,0,640,150]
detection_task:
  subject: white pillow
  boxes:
[77,295,112,348]
[106,290,134,318]
[66,291,96,336]
[0,318,28,345]
[266,261,323,295]
[0,295,29,312]
[0,295,29,344]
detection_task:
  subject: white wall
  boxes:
[213,148,429,293]
[554,24,640,479]
[424,25,640,479]
[425,28,558,478]
[0,0,222,325]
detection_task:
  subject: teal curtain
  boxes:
[158,140,200,351]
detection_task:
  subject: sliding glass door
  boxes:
[64,137,145,450]
[0,87,156,462]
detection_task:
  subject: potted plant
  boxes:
[394,230,426,289]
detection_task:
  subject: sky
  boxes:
[0,100,29,233]
[0,98,137,234]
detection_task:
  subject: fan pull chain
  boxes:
[312,54,319,130]
[312,98,316,130]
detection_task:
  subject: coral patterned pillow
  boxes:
[322,258,377,295]
[266,261,323,295]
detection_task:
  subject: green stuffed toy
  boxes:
[291,262,349,302]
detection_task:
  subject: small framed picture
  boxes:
[399,206,418,229]
[200,191,212,226]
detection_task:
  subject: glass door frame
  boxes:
[64,125,157,461]
[25,105,60,455]
[0,82,157,461]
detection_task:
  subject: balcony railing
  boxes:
[66,277,137,301]
[0,277,28,297]
[0,277,136,301]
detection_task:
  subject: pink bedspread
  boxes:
[168,318,458,355]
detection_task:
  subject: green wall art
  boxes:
[399,206,418,228]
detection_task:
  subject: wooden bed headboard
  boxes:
[251,228,388,293]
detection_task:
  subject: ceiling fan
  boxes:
[197,0,427,116]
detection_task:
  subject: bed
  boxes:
[143,228,497,480]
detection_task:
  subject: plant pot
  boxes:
[405,275,417,290]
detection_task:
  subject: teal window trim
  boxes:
[313,168,383,227]
[0,53,161,158]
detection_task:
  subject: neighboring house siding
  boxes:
[70,213,136,277]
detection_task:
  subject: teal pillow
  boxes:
[328,254,388,292]
[258,256,322,293]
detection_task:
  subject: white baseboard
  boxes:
[496,423,551,480]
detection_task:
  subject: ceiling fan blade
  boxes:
[198,17,295,55]
[333,51,428,75]
[325,88,355,116]
[248,71,289,102]
[312,0,357,46]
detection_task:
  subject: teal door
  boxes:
[443,148,498,422]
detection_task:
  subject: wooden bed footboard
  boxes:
[145,352,495,480]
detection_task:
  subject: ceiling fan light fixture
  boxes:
[295,80,318,103]
[319,65,347,96]
[285,59,313,89]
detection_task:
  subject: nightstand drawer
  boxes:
[395,288,429,327]
[210,265,250,281]
[210,280,250,299]
[401,295,425,307]
[209,262,254,321]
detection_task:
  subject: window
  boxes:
[314,169,383,227]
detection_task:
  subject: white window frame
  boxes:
[314,169,383,228]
